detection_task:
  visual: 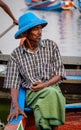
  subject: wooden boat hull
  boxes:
[25,0,75,11]
[4,110,81,130]
[1,55,81,130]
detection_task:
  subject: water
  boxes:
[0,7,81,57]
[30,9,81,57]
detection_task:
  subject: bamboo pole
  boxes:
[0,24,15,38]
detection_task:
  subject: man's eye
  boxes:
[32,28,38,31]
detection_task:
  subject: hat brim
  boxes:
[15,19,47,39]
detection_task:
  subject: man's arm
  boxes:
[29,75,62,91]
[7,88,27,122]
[0,0,18,25]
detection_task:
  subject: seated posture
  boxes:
[4,12,65,130]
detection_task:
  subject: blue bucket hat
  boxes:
[15,12,48,39]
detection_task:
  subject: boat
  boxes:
[0,54,81,130]
[78,0,81,12]
[25,0,75,11]
[4,86,81,130]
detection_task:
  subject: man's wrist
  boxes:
[43,82,49,88]
[12,101,19,108]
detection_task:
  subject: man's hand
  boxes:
[13,19,18,25]
[7,104,27,122]
[29,81,47,91]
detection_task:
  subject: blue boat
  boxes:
[78,0,81,12]
[25,0,75,11]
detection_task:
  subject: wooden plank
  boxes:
[0,24,15,38]
[0,55,81,65]
[0,74,5,77]
[65,103,81,109]
[60,83,81,94]
[66,69,81,76]
[63,79,81,84]
[0,54,9,62]
[62,56,81,65]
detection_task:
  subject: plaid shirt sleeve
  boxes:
[53,43,65,78]
[4,55,21,89]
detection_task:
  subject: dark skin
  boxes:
[0,0,18,25]
[8,25,60,130]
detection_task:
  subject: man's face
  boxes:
[26,25,42,42]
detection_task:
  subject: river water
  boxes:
[30,9,81,57]
[0,1,81,57]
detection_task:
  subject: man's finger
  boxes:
[7,113,13,122]
[15,113,19,120]
[21,111,27,118]
[7,113,15,122]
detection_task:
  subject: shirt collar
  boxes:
[20,40,46,54]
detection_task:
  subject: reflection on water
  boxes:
[57,10,81,56]
[0,8,81,57]
[30,9,81,57]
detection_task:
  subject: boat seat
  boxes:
[9,86,32,124]
[65,69,81,76]
[65,103,81,109]
[9,85,81,124]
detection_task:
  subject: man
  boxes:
[0,0,18,25]
[4,12,65,130]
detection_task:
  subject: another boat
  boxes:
[25,0,75,11]
[0,55,81,130]
[78,0,81,12]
